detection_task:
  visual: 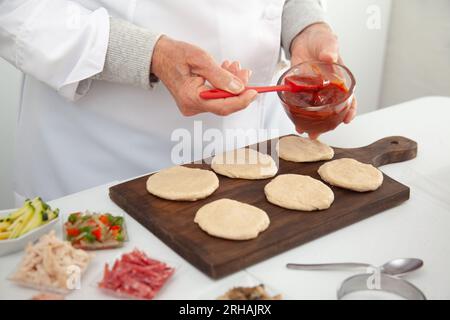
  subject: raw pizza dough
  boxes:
[146,166,219,201]
[264,174,334,211]
[318,158,383,192]
[194,199,270,240]
[277,136,334,163]
[211,148,278,180]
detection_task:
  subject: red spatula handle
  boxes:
[200,89,237,99]
[200,85,291,100]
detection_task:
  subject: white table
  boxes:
[1,96,449,300]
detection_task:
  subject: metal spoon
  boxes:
[380,258,423,276]
[287,258,423,276]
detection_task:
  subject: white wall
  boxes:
[380,0,450,107]
[0,60,22,209]
[324,0,392,114]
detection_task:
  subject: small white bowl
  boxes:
[0,208,60,257]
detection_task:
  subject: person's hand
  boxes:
[151,36,257,116]
[290,23,357,130]
[220,60,252,86]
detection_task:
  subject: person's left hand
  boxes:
[290,23,357,129]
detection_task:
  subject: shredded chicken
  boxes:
[11,231,91,291]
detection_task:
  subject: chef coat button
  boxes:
[264,5,281,20]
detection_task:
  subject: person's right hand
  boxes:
[151,36,258,116]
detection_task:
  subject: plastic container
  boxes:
[62,211,128,250]
[93,250,178,300]
[0,208,60,257]
[8,250,93,295]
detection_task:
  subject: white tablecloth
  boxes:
[1,96,449,300]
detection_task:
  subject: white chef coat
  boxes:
[0,0,295,201]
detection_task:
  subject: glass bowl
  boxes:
[277,61,356,137]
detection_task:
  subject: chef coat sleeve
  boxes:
[281,0,326,59]
[92,18,162,91]
[0,0,113,101]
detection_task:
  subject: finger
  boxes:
[237,69,250,86]
[194,55,244,94]
[221,60,231,69]
[221,61,236,75]
[318,34,339,63]
[229,61,241,74]
[201,89,258,116]
[344,98,357,124]
[291,56,302,67]
[221,61,251,86]
[344,108,356,124]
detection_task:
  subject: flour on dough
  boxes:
[211,148,278,180]
[277,136,334,163]
[194,199,270,240]
[264,174,334,211]
[146,166,219,201]
[318,158,383,192]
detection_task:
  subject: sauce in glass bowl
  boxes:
[278,62,356,137]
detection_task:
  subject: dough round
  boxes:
[264,174,334,211]
[318,158,383,192]
[146,166,219,201]
[277,136,334,163]
[194,199,270,240]
[211,148,278,180]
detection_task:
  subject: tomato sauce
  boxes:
[281,75,351,136]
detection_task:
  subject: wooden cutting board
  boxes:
[110,136,417,279]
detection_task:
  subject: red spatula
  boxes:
[200,76,330,100]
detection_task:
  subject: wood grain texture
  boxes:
[110,136,417,279]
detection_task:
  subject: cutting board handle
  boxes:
[348,136,418,167]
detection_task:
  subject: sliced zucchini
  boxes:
[0,221,11,232]
[0,231,11,240]
[18,198,45,236]
[7,200,31,221]
[9,203,35,239]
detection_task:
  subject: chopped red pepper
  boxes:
[99,215,110,226]
[92,228,102,241]
[66,228,80,237]
[110,225,121,231]
[111,225,121,238]
[65,212,127,249]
